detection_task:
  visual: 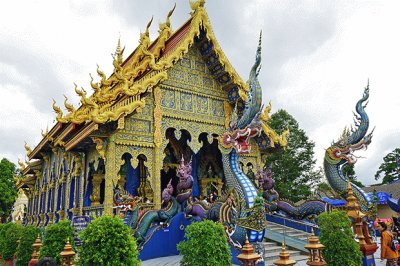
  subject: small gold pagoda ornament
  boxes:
[29,234,42,266]
[237,235,261,266]
[304,228,326,266]
[345,177,378,261]
[273,241,296,266]
[60,237,75,266]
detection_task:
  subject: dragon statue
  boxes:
[324,85,373,212]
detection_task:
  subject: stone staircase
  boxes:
[262,221,310,265]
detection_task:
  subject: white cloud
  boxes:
[1,0,399,188]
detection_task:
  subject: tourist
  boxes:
[377,221,399,266]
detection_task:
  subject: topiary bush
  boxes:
[1,223,22,261]
[39,220,75,265]
[177,220,231,266]
[77,215,140,266]
[317,210,363,266]
[16,225,41,266]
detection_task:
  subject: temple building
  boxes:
[17,0,287,227]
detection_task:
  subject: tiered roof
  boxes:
[20,0,287,178]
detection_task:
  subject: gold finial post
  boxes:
[60,237,75,266]
[273,240,296,266]
[236,235,261,266]
[304,229,326,265]
[29,234,42,265]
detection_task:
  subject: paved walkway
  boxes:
[142,237,388,265]
[142,254,387,266]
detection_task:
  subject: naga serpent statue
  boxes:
[186,34,267,247]
[324,85,373,212]
[114,183,179,249]
[256,164,326,220]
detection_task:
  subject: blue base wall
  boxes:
[139,212,191,260]
[139,212,255,265]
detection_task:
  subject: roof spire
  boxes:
[114,35,124,65]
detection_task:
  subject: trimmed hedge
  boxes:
[1,223,22,261]
[177,220,232,266]
[78,216,140,266]
[16,225,41,266]
[318,210,363,266]
[39,220,75,265]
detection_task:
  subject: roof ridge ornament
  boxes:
[189,0,205,15]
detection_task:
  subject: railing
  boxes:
[266,213,320,235]
[82,205,104,219]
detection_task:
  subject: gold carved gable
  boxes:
[160,46,229,128]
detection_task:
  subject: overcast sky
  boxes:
[1,1,399,186]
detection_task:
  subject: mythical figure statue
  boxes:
[324,85,373,212]
[176,156,194,203]
[256,165,279,202]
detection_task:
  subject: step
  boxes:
[287,232,309,238]
[263,241,279,248]
[263,245,283,253]
[264,250,302,261]
[264,254,309,266]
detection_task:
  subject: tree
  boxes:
[317,210,362,266]
[0,158,18,223]
[375,148,400,184]
[78,216,140,266]
[264,110,323,202]
[177,220,231,266]
[341,163,364,187]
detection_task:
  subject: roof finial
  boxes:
[166,3,176,27]
[146,16,154,35]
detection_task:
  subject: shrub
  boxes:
[2,223,22,261]
[39,220,75,265]
[0,223,5,258]
[317,210,363,266]
[16,225,41,266]
[78,215,140,266]
[177,220,231,266]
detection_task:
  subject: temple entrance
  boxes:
[118,153,153,202]
[161,128,194,197]
[196,133,224,199]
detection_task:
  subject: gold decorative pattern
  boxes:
[153,87,162,148]
[104,136,117,215]
[91,138,107,161]
[260,101,289,148]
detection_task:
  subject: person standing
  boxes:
[378,221,399,266]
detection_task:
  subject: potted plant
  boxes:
[78,215,140,266]
[177,220,232,266]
